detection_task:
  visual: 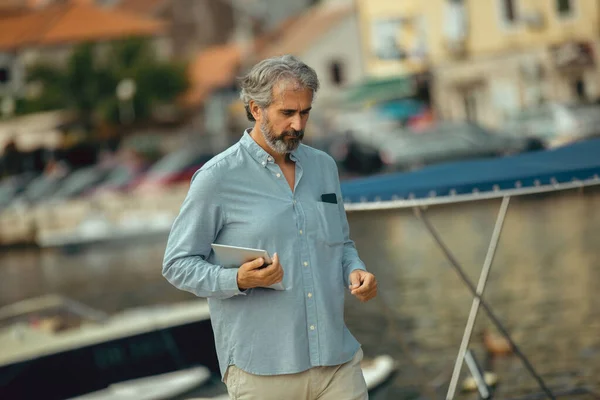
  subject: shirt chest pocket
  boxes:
[315,201,345,246]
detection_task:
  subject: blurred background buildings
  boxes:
[0,0,599,245]
[0,0,599,249]
[1,1,600,399]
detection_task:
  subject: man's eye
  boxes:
[282,111,294,116]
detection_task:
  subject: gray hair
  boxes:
[239,55,320,121]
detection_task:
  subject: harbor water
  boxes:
[1,187,599,399]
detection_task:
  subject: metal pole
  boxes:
[464,349,491,399]
[413,206,556,400]
[446,196,510,400]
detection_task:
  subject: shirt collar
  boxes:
[240,129,300,167]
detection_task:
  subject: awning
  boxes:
[341,137,600,204]
[343,76,416,106]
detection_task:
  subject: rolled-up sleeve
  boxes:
[162,167,245,299]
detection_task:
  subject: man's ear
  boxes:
[249,100,262,121]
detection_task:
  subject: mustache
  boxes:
[283,130,304,139]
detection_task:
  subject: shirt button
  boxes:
[276,173,281,178]
[299,230,303,235]
[307,293,312,298]
[268,156,273,161]
[303,261,308,266]
[310,325,315,331]
[262,161,266,166]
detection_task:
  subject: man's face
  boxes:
[258,81,313,154]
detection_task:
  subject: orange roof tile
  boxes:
[184,43,242,106]
[43,2,165,44]
[0,0,25,8]
[0,1,35,17]
[0,0,165,51]
[0,4,65,50]
[257,1,354,60]
[180,3,353,107]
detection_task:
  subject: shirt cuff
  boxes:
[218,267,247,297]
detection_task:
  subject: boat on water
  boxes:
[0,296,397,400]
[0,295,218,400]
[68,366,213,400]
[9,139,598,399]
[339,138,600,398]
[35,212,175,249]
[340,136,600,208]
[66,355,396,400]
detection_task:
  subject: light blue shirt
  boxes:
[162,130,367,378]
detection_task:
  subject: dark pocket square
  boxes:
[320,193,338,204]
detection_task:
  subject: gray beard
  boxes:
[260,118,303,154]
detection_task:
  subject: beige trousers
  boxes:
[224,348,368,400]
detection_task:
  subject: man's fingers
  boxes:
[348,271,362,289]
[262,263,281,278]
[271,269,284,284]
[259,252,278,270]
[351,274,377,301]
[260,268,283,287]
[351,275,375,294]
[353,289,377,302]
[261,260,281,275]
[351,286,371,296]
[355,283,377,296]
[259,254,283,280]
[245,257,265,270]
[239,253,284,288]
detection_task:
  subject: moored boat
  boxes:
[0,295,218,400]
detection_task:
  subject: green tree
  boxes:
[25,38,188,130]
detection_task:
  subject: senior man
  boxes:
[163,55,377,400]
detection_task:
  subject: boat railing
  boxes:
[0,294,109,329]
[343,174,600,212]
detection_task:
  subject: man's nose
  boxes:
[290,115,303,131]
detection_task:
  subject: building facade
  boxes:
[258,0,364,106]
[355,0,600,127]
[0,0,166,107]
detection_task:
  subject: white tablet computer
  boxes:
[211,244,284,290]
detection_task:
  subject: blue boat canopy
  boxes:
[340,138,600,204]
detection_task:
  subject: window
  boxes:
[501,0,518,24]
[330,61,344,86]
[371,18,405,60]
[0,67,9,84]
[556,0,573,16]
[573,77,586,100]
[461,84,484,123]
[463,92,477,122]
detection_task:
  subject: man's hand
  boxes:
[348,270,377,302]
[237,253,284,290]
